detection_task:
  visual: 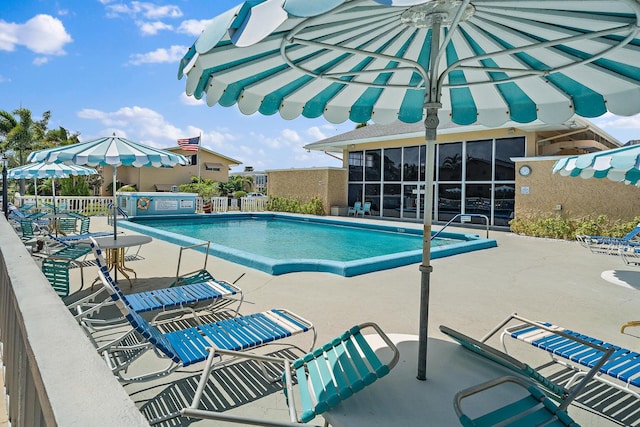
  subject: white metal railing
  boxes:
[240,197,268,212]
[14,194,270,215]
[0,217,148,426]
[15,195,112,216]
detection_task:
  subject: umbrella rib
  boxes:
[441,23,639,86]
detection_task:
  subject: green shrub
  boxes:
[118,185,137,192]
[510,214,640,240]
[233,190,247,199]
[267,195,324,215]
[179,181,220,198]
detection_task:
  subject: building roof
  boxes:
[166,146,242,165]
[304,117,621,152]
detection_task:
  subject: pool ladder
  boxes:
[431,213,489,240]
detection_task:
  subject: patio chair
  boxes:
[90,267,315,383]
[357,201,372,216]
[182,322,399,425]
[576,223,640,254]
[453,376,580,427]
[41,256,86,298]
[347,201,361,216]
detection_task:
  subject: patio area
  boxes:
[5,215,640,426]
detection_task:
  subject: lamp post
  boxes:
[1,154,8,219]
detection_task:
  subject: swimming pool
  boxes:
[121,213,497,276]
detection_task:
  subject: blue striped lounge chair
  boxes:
[93,268,315,384]
[74,238,244,331]
[576,223,640,255]
[497,313,637,399]
[182,322,399,425]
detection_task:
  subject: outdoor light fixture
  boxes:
[1,154,8,219]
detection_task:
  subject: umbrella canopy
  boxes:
[179,0,640,380]
[27,135,188,239]
[553,144,640,186]
[7,163,98,211]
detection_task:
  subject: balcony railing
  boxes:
[0,217,149,426]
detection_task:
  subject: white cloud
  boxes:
[0,14,72,55]
[105,1,182,19]
[33,57,49,66]
[137,20,173,36]
[281,128,301,143]
[179,92,204,106]
[76,105,240,151]
[128,45,186,65]
[307,125,330,141]
[592,113,640,130]
[176,19,214,36]
[0,75,10,83]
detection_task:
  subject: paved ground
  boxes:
[49,216,640,425]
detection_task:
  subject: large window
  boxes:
[384,148,402,181]
[348,151,364,181]
[346,136,524,226]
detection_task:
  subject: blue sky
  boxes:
[1,1,639,173]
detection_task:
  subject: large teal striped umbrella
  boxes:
[8,163,98,211]
[27,135,188,240]
[553,144,640,186]
[179,0,640,380]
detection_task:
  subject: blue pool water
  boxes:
[121,213,497,276]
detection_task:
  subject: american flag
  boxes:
[178,136,200,152]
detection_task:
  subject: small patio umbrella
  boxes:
[552,144,640,186]
[7,163,98,213]
[27,135,189,240]
[178,0,640,380]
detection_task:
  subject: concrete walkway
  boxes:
[61,217,640,425]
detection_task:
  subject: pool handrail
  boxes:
[432,213,489,240]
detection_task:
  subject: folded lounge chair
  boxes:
[441,323,613,427]
[182,322,399,425]
[454,376,580,427]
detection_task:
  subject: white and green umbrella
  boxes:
[27,135,189,239]
[553,144,640,186]
[179,0,640,379]
[7,163,98,212]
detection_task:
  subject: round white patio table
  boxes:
[323,334,523,427]
[86,235,152,288]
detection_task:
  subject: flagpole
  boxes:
[197,132,202,183]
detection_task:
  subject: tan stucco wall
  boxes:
[267,167,348,215]
[100,150,236,194]
[515,159,640,222]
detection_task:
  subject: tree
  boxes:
[40,126,80,150]
[4,108,50,165]
[1,108,50,194]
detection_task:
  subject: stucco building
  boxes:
[100,146,241,193]
[271,117,630,226]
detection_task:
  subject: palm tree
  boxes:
[1,108,51,193]
[40,126,80,150]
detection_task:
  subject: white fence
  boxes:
[15,194,269,215]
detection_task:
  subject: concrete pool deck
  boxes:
[65,215,640,426]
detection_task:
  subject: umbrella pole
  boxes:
[112,167,118,284]
[417,19,444,381]
[51,177,57,214]
[34,178,38,209]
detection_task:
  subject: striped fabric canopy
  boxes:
[27,135,188,167]
[553,144,640,186]
[179,0,640,381]
[179,0,640,127]
[7,163,98,179]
